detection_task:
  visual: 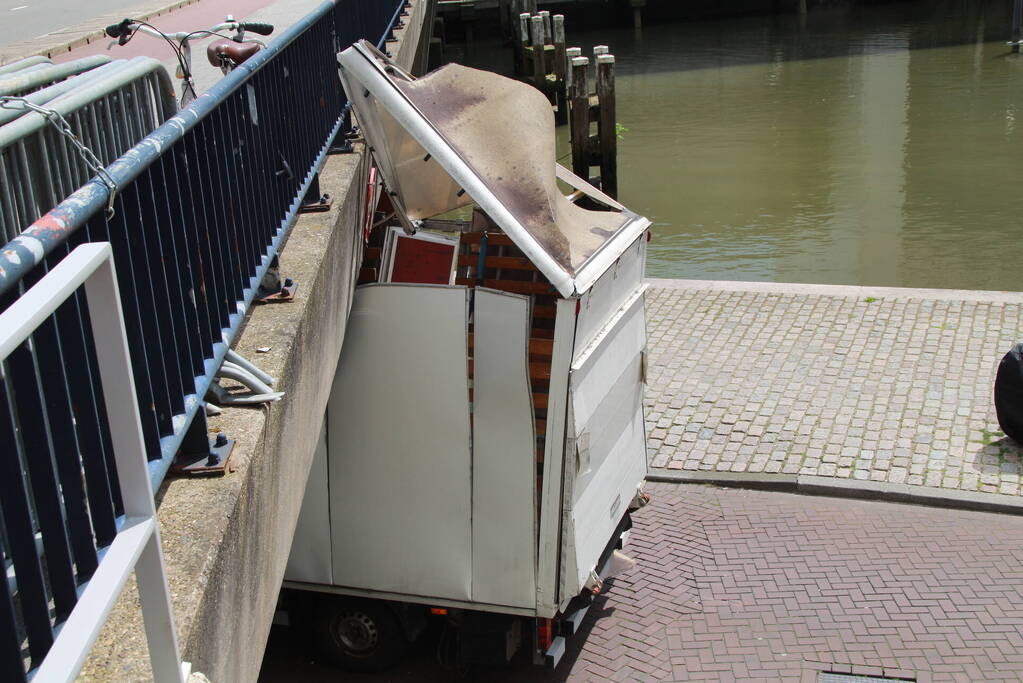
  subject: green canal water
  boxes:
[465,1,1023,290]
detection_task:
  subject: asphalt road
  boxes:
[0,0,144,48]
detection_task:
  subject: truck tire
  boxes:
[311,598,408,672]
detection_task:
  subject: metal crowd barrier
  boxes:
[0,57,176,242]
[0,56,51,77]
[0,56,112,97]
[0,1,406,680]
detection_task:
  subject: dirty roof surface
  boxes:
[394,63,631,276]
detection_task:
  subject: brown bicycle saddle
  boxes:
[207,40,260,67]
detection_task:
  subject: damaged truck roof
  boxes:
[337,41,651,298]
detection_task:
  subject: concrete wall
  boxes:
[79,2,435,680]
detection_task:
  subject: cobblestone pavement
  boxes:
[260,483,1023,682]
[645,280,1023,495]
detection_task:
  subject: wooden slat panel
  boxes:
[357,267,378,284]
[532,306,556,320]
[455,277,555,295]
[529,338,554,355]
[460,232,517,246]
[532,393,548,411]
[470,360,548,381]
[530,363,551,381]
[364,247,381,261]
[456,254,535,271]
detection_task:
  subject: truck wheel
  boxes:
[312,598,407,672]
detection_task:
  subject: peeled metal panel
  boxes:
[471,289,537,609]
[285,421,333,585]
[327,285,472,601]
[563,293,648,596]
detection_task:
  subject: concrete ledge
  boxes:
[647,468,1023,516]
[0,0,202,64]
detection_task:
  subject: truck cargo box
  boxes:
[283,41,651,670]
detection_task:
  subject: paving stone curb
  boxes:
[647,468,1023,516]
[0,0,202,64]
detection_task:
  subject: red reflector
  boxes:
[575,299,581,314]
[430,607,448,615]
[646,230,652,242]
[538,618,554,650]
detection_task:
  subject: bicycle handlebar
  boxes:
[241,22,274,36]
[105,19,130,38]
[106,18,274,41]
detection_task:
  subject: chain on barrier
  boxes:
[0,95,119,217]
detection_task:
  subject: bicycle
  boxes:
[105,15,274,107]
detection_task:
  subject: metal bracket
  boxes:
[328,138,355,154]
[171,411,235,476]
[299,173,333,213]
[255,255,298,303]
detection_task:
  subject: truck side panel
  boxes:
[326,285,474,602]
[471,289,537,609]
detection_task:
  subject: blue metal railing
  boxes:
[0,1,407,679]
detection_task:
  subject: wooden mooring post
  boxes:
[515,10,570,124]
[1013,0,1022,54]
[569,49,619,199]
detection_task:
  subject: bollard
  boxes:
[630,0,646,30]
[498,0,511,39]
[552,16,567,81]
[565,46,581,91]
[569,56,590,182]
[530,15,546,91]
[596,54,617,199]
[1014,0,1022,54]
[517,12,531,77]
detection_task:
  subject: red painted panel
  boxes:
[390,237,454,284]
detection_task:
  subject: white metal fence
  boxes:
[0,243,187,682]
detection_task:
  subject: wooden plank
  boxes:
[456,254,535,271]
[357,267,378,284]
[363,247,381,261]
[532,305,556,320]
[455,277,556,295]
[532,393,548,411]
[530,363,551,381]
[529,338,554,355]
[460,232,517,247]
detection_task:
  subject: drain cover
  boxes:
[820,674,914,683]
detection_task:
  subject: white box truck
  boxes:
[281,41,652,672]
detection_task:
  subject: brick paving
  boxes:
[645,280,1023,495]
[260,482,1023,682]
[560,482,1023,682]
